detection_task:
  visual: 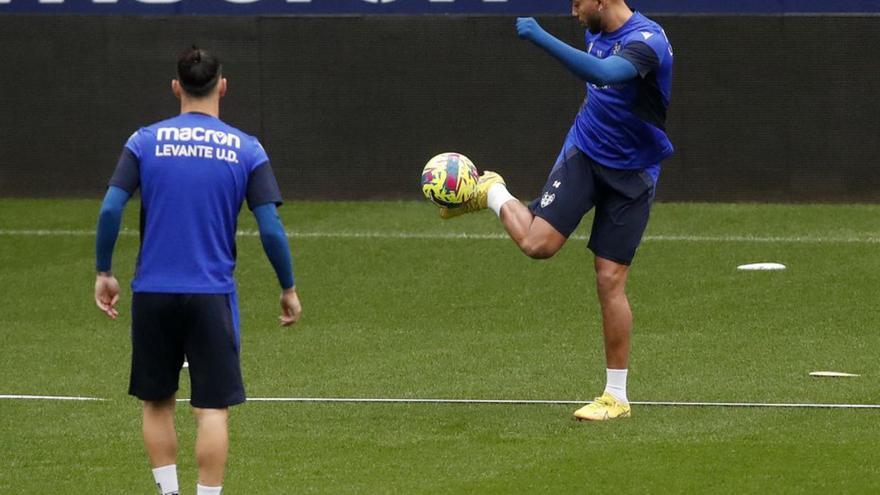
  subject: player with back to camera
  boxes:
[441,0,673,421]
[94,46,302,494]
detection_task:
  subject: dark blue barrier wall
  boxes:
[0,14,878,202]
[3,0,880,15]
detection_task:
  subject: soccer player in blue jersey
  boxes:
[442,0,673,421]
[94,47,302,495]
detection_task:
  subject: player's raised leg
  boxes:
[143,396,180,495]
[443,141,595,255]
[497,195,567,259]
[442,171,569,259]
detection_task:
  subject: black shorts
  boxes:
[528,145,656,265]
[129,292,245,408]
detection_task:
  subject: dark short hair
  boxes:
[177,45,221,97]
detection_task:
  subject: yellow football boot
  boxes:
[439,171,506,219]
[573,393,632,421]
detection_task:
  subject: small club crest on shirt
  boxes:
[540,192,556,208]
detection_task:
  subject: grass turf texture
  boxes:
[1,199,879,493]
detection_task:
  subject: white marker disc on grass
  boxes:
[737,262,786,271]
[809,371,860,378]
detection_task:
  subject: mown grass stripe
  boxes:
[2,229,880,244]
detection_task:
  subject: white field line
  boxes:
[0,395,105,401]
[2,229,880,244]
[181,397,880,409]
[2,394,877,408]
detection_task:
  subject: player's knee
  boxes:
[194,407,229,424]
[143,396,176,412]
[595,267,626,294]
[521,238,559,260]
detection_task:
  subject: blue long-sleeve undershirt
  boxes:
[528,29,638,85]
[254,203,295,290]
[95,186,131,272]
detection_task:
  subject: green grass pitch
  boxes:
[1,199,879,493]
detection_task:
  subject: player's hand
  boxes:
[279,287,302,326]
[516,17,546,42]
[95,272,120,320]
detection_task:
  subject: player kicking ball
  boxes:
[442,0,674,421]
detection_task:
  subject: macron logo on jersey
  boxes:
[640,31,654,40]
[157,127,242,149]
[154,127,243,163]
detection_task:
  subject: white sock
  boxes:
[152,465,179,495]
[487,183,516,217]
[197,484,223,495]
[604,368,629,404]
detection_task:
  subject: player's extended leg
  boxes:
[194,407,229,489]
[143,396,180,495]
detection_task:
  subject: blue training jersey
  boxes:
[111,112,281,294]
[572,12,674,178]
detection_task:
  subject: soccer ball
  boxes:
[420,152,479,208]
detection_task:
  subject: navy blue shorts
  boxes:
[528,145,656,265]
[129,293,245,408]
